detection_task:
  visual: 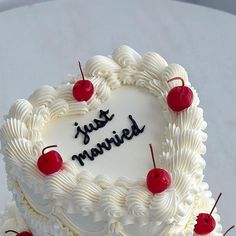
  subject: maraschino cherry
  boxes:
[5,230,33,236]
[223,225,235,236]
[37,145,63,175]
[167,77,193,112]
[194,193,222,235]
[72,61,94,102]
[146,144,171,194]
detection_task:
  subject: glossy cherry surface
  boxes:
[194,213,216,235]
[146,167,171,194]
[194,193,222,235]
[72,61,94,102]
[5,230,33,236]
[37,145,63,175]
[167,77,193,112]
[146,144,171,194]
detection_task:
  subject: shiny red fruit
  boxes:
[194,213,216,235]
[146,168,171,194]
[5,230,33,236]
[18,232,33,236]
[72,79,94,102]
[37,145,63,175]
[167,77,193,112]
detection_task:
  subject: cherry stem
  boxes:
[78,60,85,81]
[149,144,156,169]
[208,192,222,222]
[42,145,58,155]
[223,225,235,236]
[167,77,185,87]
[5,230,18,234]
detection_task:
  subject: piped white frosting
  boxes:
[0,46,223,235]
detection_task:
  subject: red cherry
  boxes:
[194,213,216,235]
[167,77,193,112]
[72,61,94,102]
[5,230,33,236]
[37,145,63,175]
[146,144,171,194]
[147,168,171,194]
[194,193,222,235]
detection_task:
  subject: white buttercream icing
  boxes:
[126,186,151,217]
[0,46,223,236]
[0,202,29,235]
[8,99,33,123]
[150,188,178,223]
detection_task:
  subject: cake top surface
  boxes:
[42,84,166,180]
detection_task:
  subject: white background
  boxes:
[0,0,235,231]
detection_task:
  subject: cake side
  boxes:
[0,185,222,235]
[0,46,222,236]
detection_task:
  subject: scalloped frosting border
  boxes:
[0,180,222,236]
[0,46,222,236]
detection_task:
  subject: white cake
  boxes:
[0,46,223,236]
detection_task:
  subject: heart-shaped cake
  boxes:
[0,46,223,236]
